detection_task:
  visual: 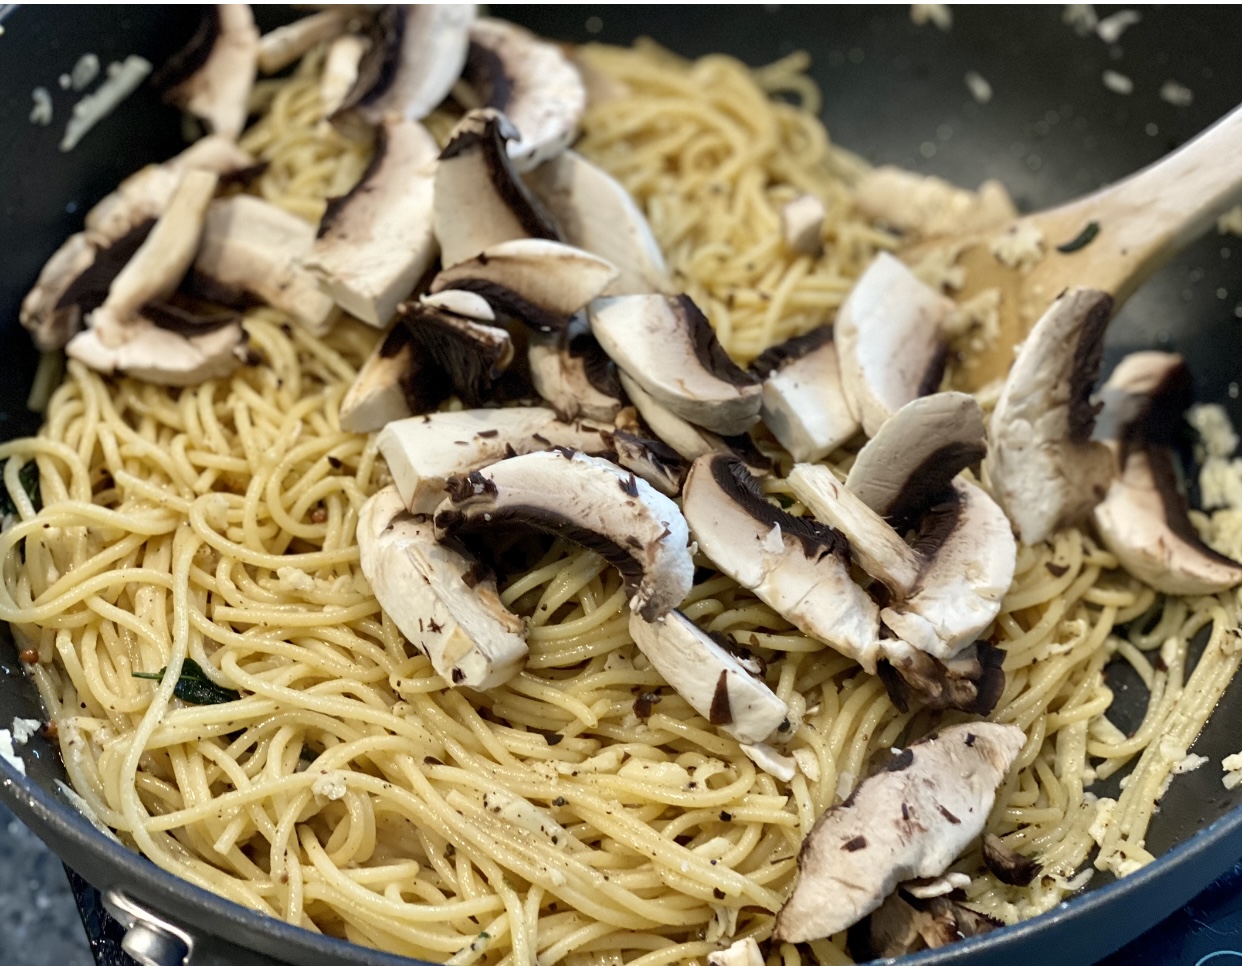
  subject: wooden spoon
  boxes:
[907,104,1242,391]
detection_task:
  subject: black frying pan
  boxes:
[1,6,1241,965]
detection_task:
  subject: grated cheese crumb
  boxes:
[30,87,53,126]
[312,771,348,801]
[1160,80,1194,108]
[276,566,317,593]
[1062,4,1098,36]
[1095,9,1141,44]
[1087,796,1117,845]
[910,4,952,30]
[1218,205,1242,238]
[10,717,41,745]
[60,55,151,152]
[1223,752,1242,790]
[990,222,1046,271]
[1102,70,1134,95]
[0,730,25,775]
[964,70,993,104]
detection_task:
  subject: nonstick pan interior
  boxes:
[2,6,1241,965]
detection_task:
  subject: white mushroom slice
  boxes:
[751,327,859,462]
[335,4,475,125]
[434,108,560,269]
[604,430,687,498]
[847,392,987,532]
[432,450,694,621]
[987,288,1116,545]
[628,610,788,744]
[835,252,953,437]
[1093,351,1189,443]
[879,479,1016,660]
[879,639,1007,716]
[66,319,247,387]
[305,116,439,328]
[787,463,922,598]
[420,290,495,322]
[89,170,219,347]
[20,233,107,352]
[463,18,586,171]
[590,295,762,436]
[358,486,527,689]
[84,135,256,246]
[618,371,770,472]
[523,150,673,296]
[782,194,825,256]
[707,937,764,966]
[339,323,437,434]
[855,166,1017,241]
[378,408,612,514]
[151,4,259,141]
[257,10,348,75]
[771,721,1025,943]
[397,301,514,408]
[528,318,624,423]
[740,742,797,782]
[682,454,882,669]
[430,239,618,333]
[192,195,337,335]
[319,33,369,118]
[868,890,1001,958]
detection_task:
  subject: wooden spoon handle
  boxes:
[1035,103,1242,303]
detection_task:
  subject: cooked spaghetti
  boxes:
[0,36,1239,966]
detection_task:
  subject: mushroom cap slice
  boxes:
[846,391,986,532]
[835,252,952,437]
[89,169,219,348]
[781,194,825,257]
[523,150,673,296]
[396,300,514,408]
[432,449,694,621]
[604,430,688,498]
[787,463,922,598]
[257,9,348,75]
[771,721,1025,944]
[193,195,337,335]
[378,408,612,514]
[627,610,789,745]
[83,135,256,247]
[320,33,370,119]
[879,479,1017,660]
[421,290,495,322]
[335,4,475,126]
[752,327,859,463]
[618,371,769,472]
[358,486,527,690]
[66,319,247,387]
[681,454,882,670]
[876,639,1006,715]
[339,322,441,434]
[434,108,559,270]
[430,239,619,333]
[305,116,440,328]
[1095,447,1242,595]
[590,295,762,436]
[151,4,259,141]
[528,318,624,423]
[986,287,1116,546]
[463,18,586,172]
[20,232,115,352]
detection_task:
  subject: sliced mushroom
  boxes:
[339,323,441,434]
[787,463,922,598]
[981,832,1042,886]
[523,149,673,296]
[319,33,370,119]
[84,135,257,246]
[463,18,586,171]
[879,480,1016,660]
[902,872,972,900]
[771,721,1025,943]
[867,890,1002,959]
[430,239,618,333]
[619,371,770,472]
[628,610,788,744]
[420,290,495,322]
[528,316,624,423]
[876,639,1006,715]
[1093,354,1242,594]
[89,170,219,347]
[434,108,559,269]
[151,4,259,141]
[604,430,688,498]
[257,9,349,75]
[432,449,694,621]
[681,454,882,669]
[782,194,825,257]
[191,195,337,335]
[847,392,987,533]
[706,937,764,966]
[987,288,1116,546]
[396,299,514,407]
[358,486,527,689]
[66,318,247,387]
[334,4,474,126]
[304,116,439,328]
[835,252,952,437]
[751,327,859,463]
[855,166,1017,241]
[590,295,762,436]
[378,407,612,514]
